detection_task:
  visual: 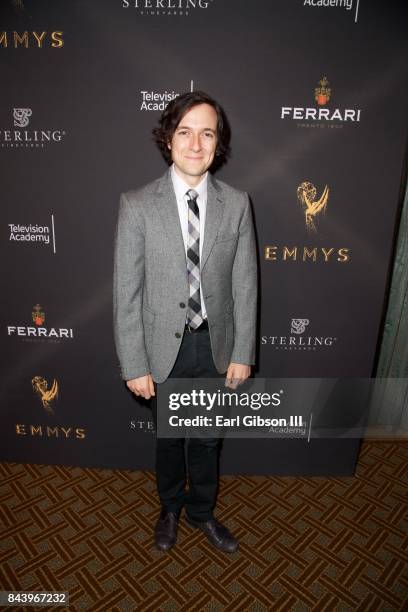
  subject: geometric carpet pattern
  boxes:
[0,441,407,611]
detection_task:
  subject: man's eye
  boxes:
[204,132,214,138]
[178,130,188,136]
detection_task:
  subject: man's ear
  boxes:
[167,140,171,150]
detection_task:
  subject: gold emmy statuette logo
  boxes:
[11,0,26,15]
[32,304,45,326]
[297,181,329,232]
[315,77,331,106]
[32,376,58,414]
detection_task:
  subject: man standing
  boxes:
[114,91,257,553]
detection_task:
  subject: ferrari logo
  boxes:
[32,304,45,326]
[315,76,331,106]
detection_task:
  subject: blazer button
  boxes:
[175,332,182,338]
[179,302,186,308]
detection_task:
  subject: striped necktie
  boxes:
[186,189,203,329]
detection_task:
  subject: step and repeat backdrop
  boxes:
[1,0,407,474]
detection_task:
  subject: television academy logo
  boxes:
[140,90,180,111]
[302,0,360,23]
[297,181,329,232]
[1,108,66,148]
[7,304,74,342]
[281,77,361,128]
[139,80,195,110]
[15,376,86,439]
[261,319,338,350]
[122,0,213,16]
[8,214,56,252]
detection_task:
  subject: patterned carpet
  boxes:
[0,441,407,611]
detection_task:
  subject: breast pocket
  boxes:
[215,231,239,244]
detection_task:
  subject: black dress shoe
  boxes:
[185,516,239,553]
[154,510,179,552]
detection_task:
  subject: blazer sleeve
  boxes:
[230,193,258,365]
[113,192,150,380]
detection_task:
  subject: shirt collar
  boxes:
[171,163,208,203]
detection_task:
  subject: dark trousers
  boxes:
[151,328,223,522]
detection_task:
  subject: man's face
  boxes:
[168,103,218,187]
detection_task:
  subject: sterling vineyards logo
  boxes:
[291,318,309,335]
[122,0,213,16]
[261,319,338,351]
[13,108,32,127]
[0,108,66,148]
[131,419,156,434]
[281,77,362,129]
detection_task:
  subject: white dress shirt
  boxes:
[170,163,208,320]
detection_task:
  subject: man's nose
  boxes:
[190,133,202,151]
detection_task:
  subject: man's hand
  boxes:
[225,363,251,389]
[126,374,155,400]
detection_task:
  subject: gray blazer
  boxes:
[113,168,257,383]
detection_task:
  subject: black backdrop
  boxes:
[1,0,407,474]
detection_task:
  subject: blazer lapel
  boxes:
[153,169,224,273]
[201,173,224,271]
[154,169,187,271]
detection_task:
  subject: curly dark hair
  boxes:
[152,90,231,172]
